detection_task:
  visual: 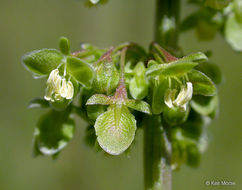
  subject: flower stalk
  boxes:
[144,0,181,190]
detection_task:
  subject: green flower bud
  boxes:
[92,61,119,95]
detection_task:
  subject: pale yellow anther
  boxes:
[44,69,74,102]
[164,82,193,111]
[60,79,68,98]
[66,81,74,100]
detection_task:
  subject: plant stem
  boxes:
[154,0,180,52]
[144,116,172,190]
[144,0,180,190]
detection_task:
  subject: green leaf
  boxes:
[92,61,119,94]
[225,13,242,51]
[59,37,70,55]
[181,110,205,141]
[180,52,208,63]
[33,109,75,156]
[187,70,216,96]
[205,0,231,10]
[151,76,169,114]
[28,98,49,109]
[234,0,242,23]
[86,94,113,105]
[66,57,94,88]
[146,60,198,78]
[87,105,107,123]
[84,125,97,148]
[94,104,136,155]
[22,49,64,76]
[195,62,222,85]
[191,95,219,118]
[186,145,200,167]
[124,99,151,114]
[129,62,148,100]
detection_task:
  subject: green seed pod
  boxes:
[92,61,119,95]
[163,105,190,126]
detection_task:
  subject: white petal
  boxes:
[47,69,59,85]
[60,79,68,98]
[66,81,74,99]
[174,86,186,106]
[164,89,174,108]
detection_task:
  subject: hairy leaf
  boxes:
[129,62,148,100]
[66,57,94,88]
[125,99,151,114]
[86,94,113,105]
[94,104,136,155]
[22,49,64,76]
[33,109,75,156]
[28,98,49,109]
[191,95,219,118]
[151,76,168,114]
[187,70,216,96]
[59,37,70,55]
[146,60,198,77]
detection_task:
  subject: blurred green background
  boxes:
[0,0,241,189]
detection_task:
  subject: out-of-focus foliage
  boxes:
[182,0,242,51]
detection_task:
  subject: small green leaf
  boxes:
[22,49,64,76]
[187,70,216,96]
[66,57,94,88]
[205,0,231,10]
[33,109,75,156]
[195,62,222,85]
[225,13,242,51]
[84,125,97,148]
[87,105,107,123]
[151,76,168,114]
[125,99,151,114]
[234,0,242,23]
[146,60,197,78]
[180,52,208,63]
[94,104,136,155]
[186,145,200,167]
[129,62,148,100]
[92,61,119,95]
[59,37,70,55]
[191,95,219,118]
[86,94,113,105]
[28,98,49,109]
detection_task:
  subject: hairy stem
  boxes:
[144,0,180,190]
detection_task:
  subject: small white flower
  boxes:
[44,69,74,102]
[164,82,193,111]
